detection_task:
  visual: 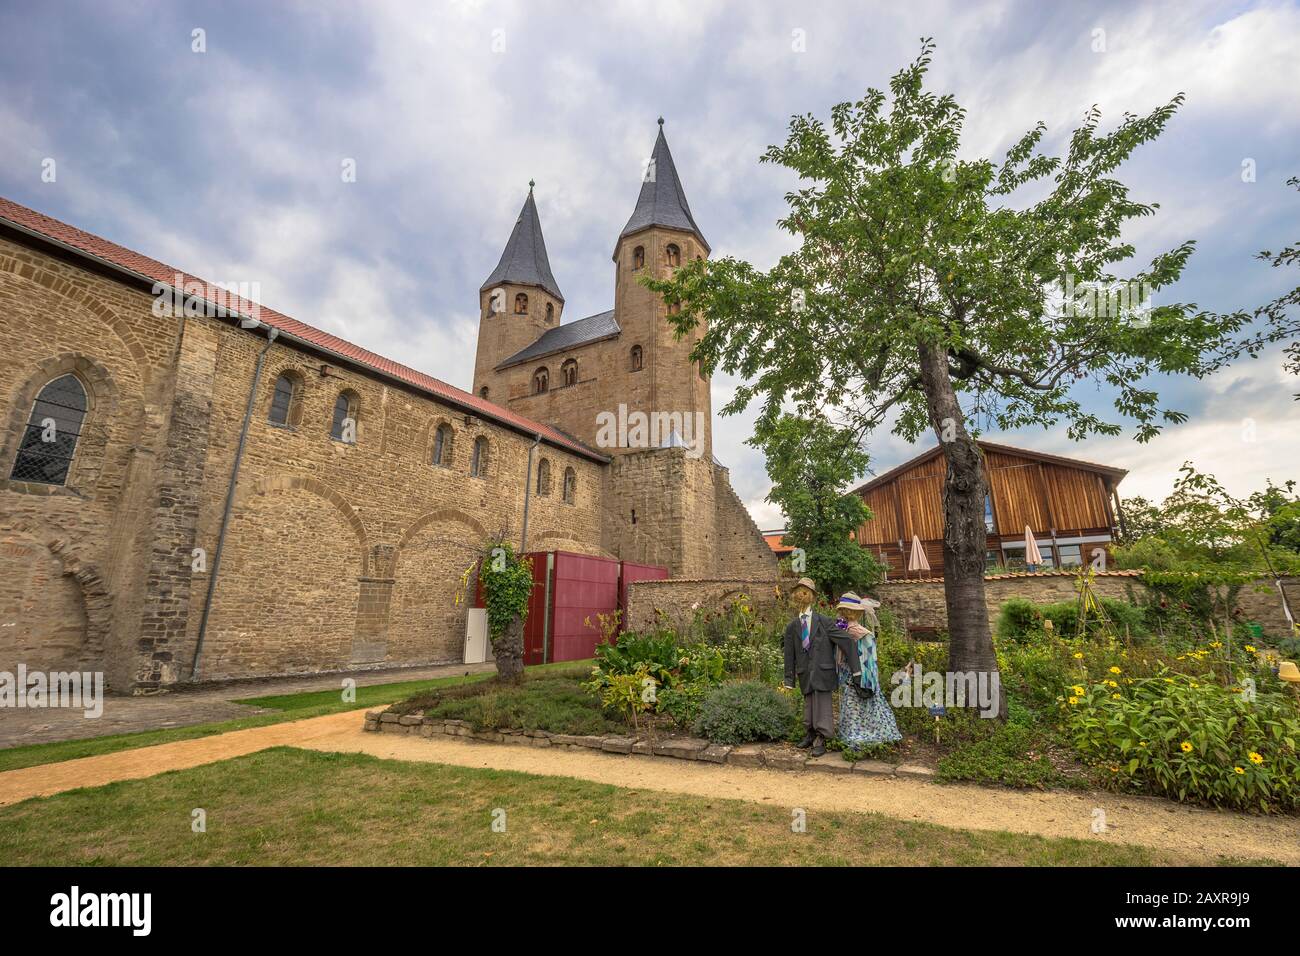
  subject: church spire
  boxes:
[481,185,563,302]
[616,120,709,259]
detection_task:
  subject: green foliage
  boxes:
[480,542,533,639]
[656,682,709,730]
[749,412,884,600]
[597,668,656,732]
[996,596,1147,643]
[692,681,800,745]
[1061,670,1300,812]
[419,674,625,736]
[937,723,1075,790]
[589,632,679,689]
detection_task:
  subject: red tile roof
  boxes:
[0,195,607,463]
[762,531,791,554]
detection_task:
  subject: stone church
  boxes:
[0,121,775,693]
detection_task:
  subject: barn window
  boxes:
[536,457,552,496]
[514,293,528,314]
[562,467,576,504]
[432,423,453,466]
[665,243,680,267]
[330,390,358,443]
[533,367,549,394]
[632,246,645,270]
[561,359,577,387]
[9,374,87,486]
[268,372,297,425]
[471,436,489,477]
[630,345,643,371]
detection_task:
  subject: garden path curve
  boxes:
[1,708,1296,864]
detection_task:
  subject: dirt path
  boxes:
[3,709,1297,863]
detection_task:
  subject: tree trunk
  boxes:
[917,343,1005,718]
[494,614,526,684]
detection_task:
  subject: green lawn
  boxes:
[1,747,1268,866]
[0,661,589,774]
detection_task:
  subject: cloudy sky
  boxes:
[2,0,1297,527]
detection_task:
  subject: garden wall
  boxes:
[879,570,1299,642]
[624,577,784,633]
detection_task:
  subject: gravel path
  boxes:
[2,708,1296,864]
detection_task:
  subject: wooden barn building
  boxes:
[852,441,1128,578]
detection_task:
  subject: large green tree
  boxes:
[646,41,1248,700]
[755,411,883,600]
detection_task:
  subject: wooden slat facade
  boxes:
[854,441,1126,578]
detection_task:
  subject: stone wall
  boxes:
[625,577,783,633]
[878,571,1299,642]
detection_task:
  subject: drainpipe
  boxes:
[190,325,279,680]
[519,433,542,553]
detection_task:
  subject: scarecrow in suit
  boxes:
[783,577,864,756]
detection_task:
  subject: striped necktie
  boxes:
[801,613,810,650]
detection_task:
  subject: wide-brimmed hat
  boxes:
[836,592,865,612]
[790,577,817,596]
[1279,660,1300,683]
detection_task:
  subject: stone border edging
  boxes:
[363,711,936,779]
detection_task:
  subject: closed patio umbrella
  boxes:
[907,535,931,576]
[1024,526,1043,568]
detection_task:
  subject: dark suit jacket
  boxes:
[783,611,862,694]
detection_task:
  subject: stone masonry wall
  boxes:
[625,577,783,633]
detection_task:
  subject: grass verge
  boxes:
[1,747,1272,866]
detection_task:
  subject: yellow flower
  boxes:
[1073,652,1084,659]
[1072,685,1085,696]
[1138,741,1147,748]
[1248,752,1263,765]
[1210,641,1222,649]
[1190,682,1198,688]
[1180,741,1193,753]
[1109,666,1122,674]
[1233,767,1245,775]
[1112,693,1121,699]
[1068,696,1079,705]
[1245,645,1256,653]
[1106,680,1118,688]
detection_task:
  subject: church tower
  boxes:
[611,119,713,460]
[472,183,564,402]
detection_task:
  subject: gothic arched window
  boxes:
[561,359,577,387]
[536,457,552,496]
[471,436,489,477]
[330,390,359,443]
[9,373,87,486]
[533,367,549,395]
[562,467,577,505]
[545,302,554,324]
[666,243,680,267]
[432,422,453,466]
[632,246,645,270]
[514,293,529,314]
[630,345,643,371]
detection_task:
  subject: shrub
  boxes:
[996,596,1147,643]
[937,723,1079,789]
[416,674,625,736]
[692,681,799,745]
[1061,670,1300,812]
[590,631,680,689]
[656,681,708,729]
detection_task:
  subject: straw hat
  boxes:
[836,592,864,612]
[791,577,817,596]
[1278,660,1300,683]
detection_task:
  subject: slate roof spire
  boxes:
[616,119,709,258]
[481,183,564,302]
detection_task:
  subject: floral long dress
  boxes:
[836,621,902,746]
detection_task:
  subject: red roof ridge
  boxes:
[0,194,606,463]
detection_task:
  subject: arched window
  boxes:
[432,422,454,466]
[9,373,87,486]
[545,302,555,324]
[471,436,489,477]
[561,359,577,387]
[562,467,577,505]
[632,246,645,270]
[514,293,529,314]
[532,367,549,395]
[479,386,490,399]
[666,243,680,267]
[536,457,552,496]
[630,345,643,371]
[330,390,358,443]
[268,372,298,426]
